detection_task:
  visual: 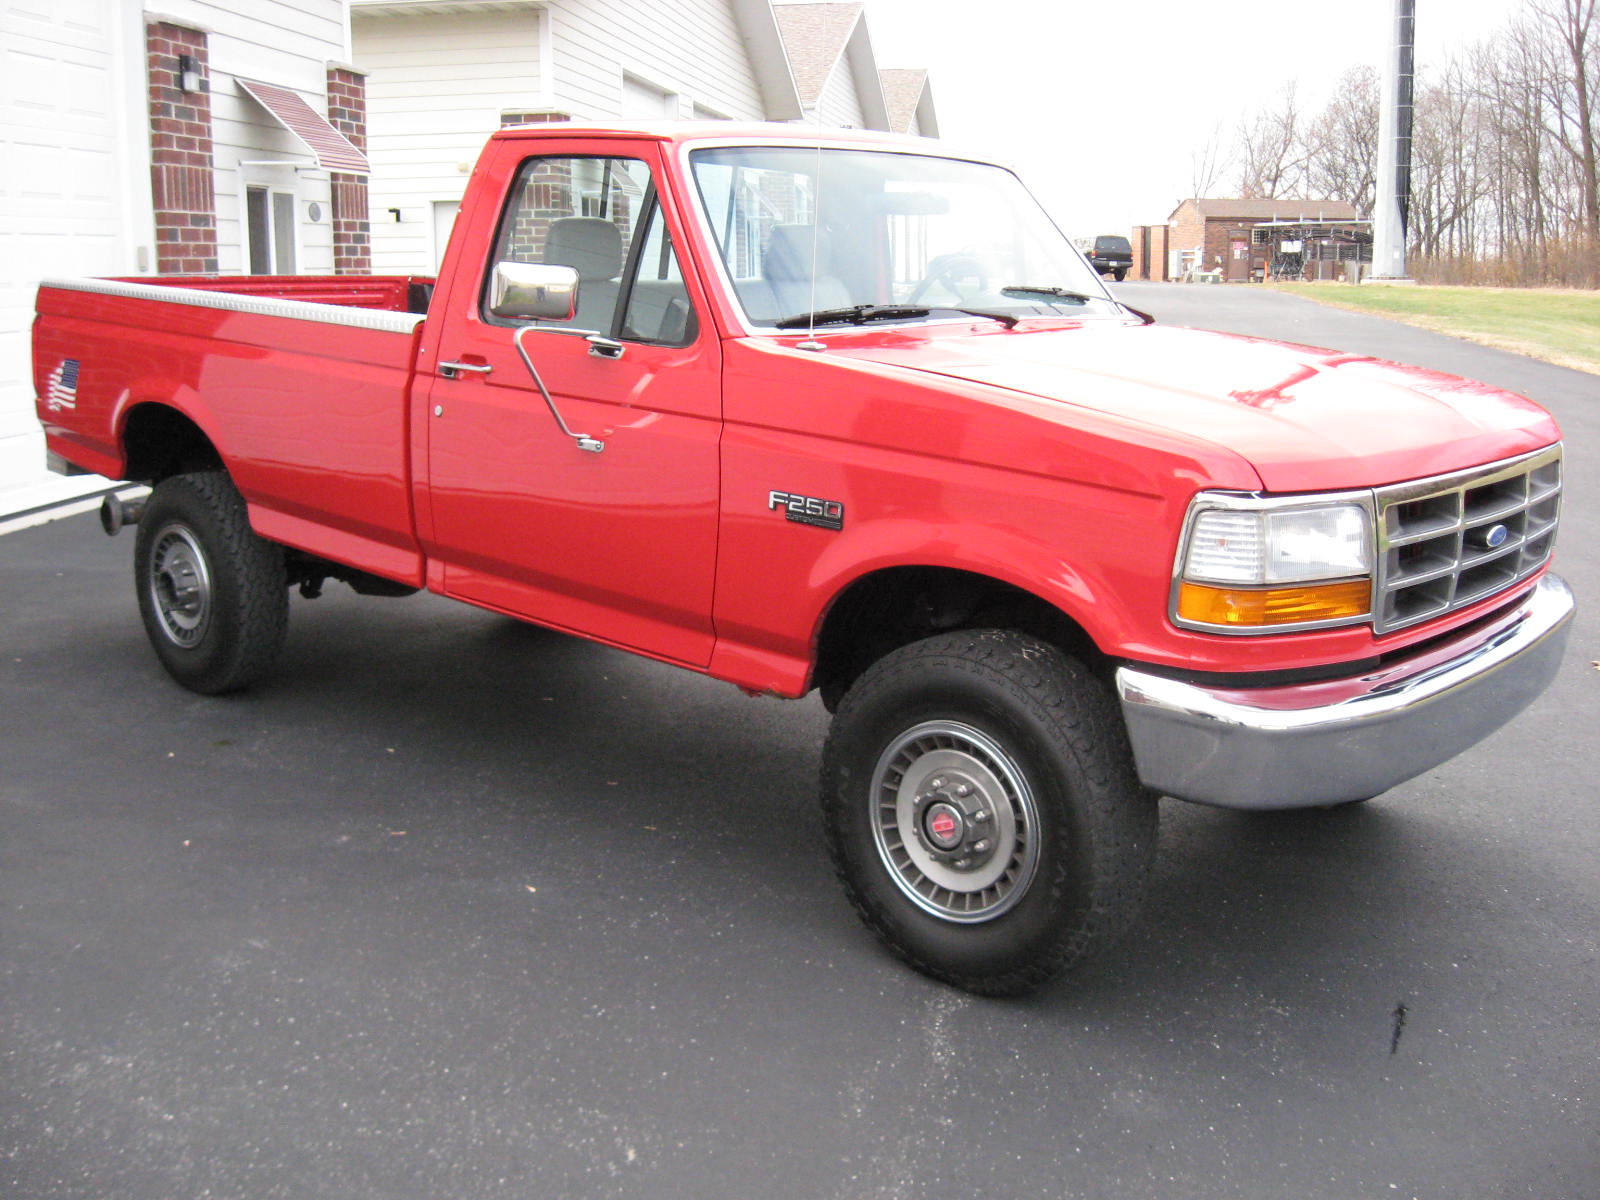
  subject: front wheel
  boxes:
[820,630,1157,996]
[134,471,288,694]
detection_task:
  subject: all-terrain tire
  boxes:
[134,471,288,694]
[820,630,1158,996]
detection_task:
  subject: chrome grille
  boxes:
[1374,446,1562,634]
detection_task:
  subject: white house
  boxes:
[1,0,368,511]
[2,0,937,509]
[349,0,933,271]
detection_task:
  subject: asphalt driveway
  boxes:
[3,283,1596,1200]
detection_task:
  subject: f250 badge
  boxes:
[768,490,845,532]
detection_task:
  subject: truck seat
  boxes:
[736,224,851,324]
[543,217,621,329]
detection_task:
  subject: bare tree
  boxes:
[1189,121,1230,198]
[1234,83,1309,198]
[1531,0,1600,241]
[1304,66,1381,217]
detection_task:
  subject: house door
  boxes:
[1228,236,1251,281]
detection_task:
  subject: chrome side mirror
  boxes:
[489,261,579,322]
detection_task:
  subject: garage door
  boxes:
[0,0,147,508]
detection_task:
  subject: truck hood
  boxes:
[830,321,1559,492]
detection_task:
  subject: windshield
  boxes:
[688,145,1121,328]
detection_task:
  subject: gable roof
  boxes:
[1171,197,1359,222]
[773,2,863,104]
[879,67,936,136]
[772,1,890,129]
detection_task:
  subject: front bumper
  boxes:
[1115,574,1575,809]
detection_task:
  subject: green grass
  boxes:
[1268,282,1600,374]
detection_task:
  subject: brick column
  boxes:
[147,21,218,275]
[327,66,371,275]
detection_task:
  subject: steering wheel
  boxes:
[907,253,988,305]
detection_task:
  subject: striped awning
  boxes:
[237,79,370,175]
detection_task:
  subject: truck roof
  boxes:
[490,120,980,157]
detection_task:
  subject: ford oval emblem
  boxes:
[1483,523,1510,548]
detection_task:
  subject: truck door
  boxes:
[422,146,720,667]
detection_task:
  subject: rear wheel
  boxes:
[821,630,1157,995]
[134,471,288,694]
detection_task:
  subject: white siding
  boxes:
[354,6,543,273]
[811,55,864,129]
[154,0,350,276]
[542,0,764,124]
[0,0,148,504]
[352,0,768,273]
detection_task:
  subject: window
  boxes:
[689,146,1117,327]
[246,186,297,275]
[487,155,696,345]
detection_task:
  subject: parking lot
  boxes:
[3,284,1597,1200]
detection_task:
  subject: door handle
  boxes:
[439,359,493,379]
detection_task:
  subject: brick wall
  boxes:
[1168,202,1206,276]
[147,21,217,275]
[1130,225,1169,281]
[327,66,371,275]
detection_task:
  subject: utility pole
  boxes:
[1371,0,1416,279]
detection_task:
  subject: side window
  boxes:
[619,200,697,345]
[487,155,694,344]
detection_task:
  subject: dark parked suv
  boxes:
[1078,234,1133,281]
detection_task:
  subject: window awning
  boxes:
[237,79,370,175]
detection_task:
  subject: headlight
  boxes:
[1175,494,1374,632]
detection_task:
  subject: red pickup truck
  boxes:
[34,123,1573,994]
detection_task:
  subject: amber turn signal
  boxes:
[1177,580,1372,628]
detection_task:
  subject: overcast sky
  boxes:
[860,0,1528,235]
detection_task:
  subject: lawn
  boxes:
[1268,282,1600,375]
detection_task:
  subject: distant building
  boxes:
[1164,198,1360,282]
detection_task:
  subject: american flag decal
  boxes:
[46,358,80,411]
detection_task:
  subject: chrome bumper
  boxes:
[1115,575,1575,809]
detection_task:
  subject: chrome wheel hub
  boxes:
[148,524,213,647]
[871,720,1040,923]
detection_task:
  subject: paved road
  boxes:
[3,285,1596,1200]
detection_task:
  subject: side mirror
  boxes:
[489,261,579,322]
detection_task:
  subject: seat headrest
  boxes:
[544,217,623,283]
[764,224,830,283]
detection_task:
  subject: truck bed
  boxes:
[34,274,433,586]
[136,273,436,314]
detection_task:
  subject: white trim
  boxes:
[38,277,426,335]
[536,1,555,108]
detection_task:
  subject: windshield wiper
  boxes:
[775,304,933,329]
[774,303,1019,330]
[1000,285,1153,325]
[999,285,1100,304]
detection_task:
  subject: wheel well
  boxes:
[122,404,222,482]
[813,566,1105,710]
